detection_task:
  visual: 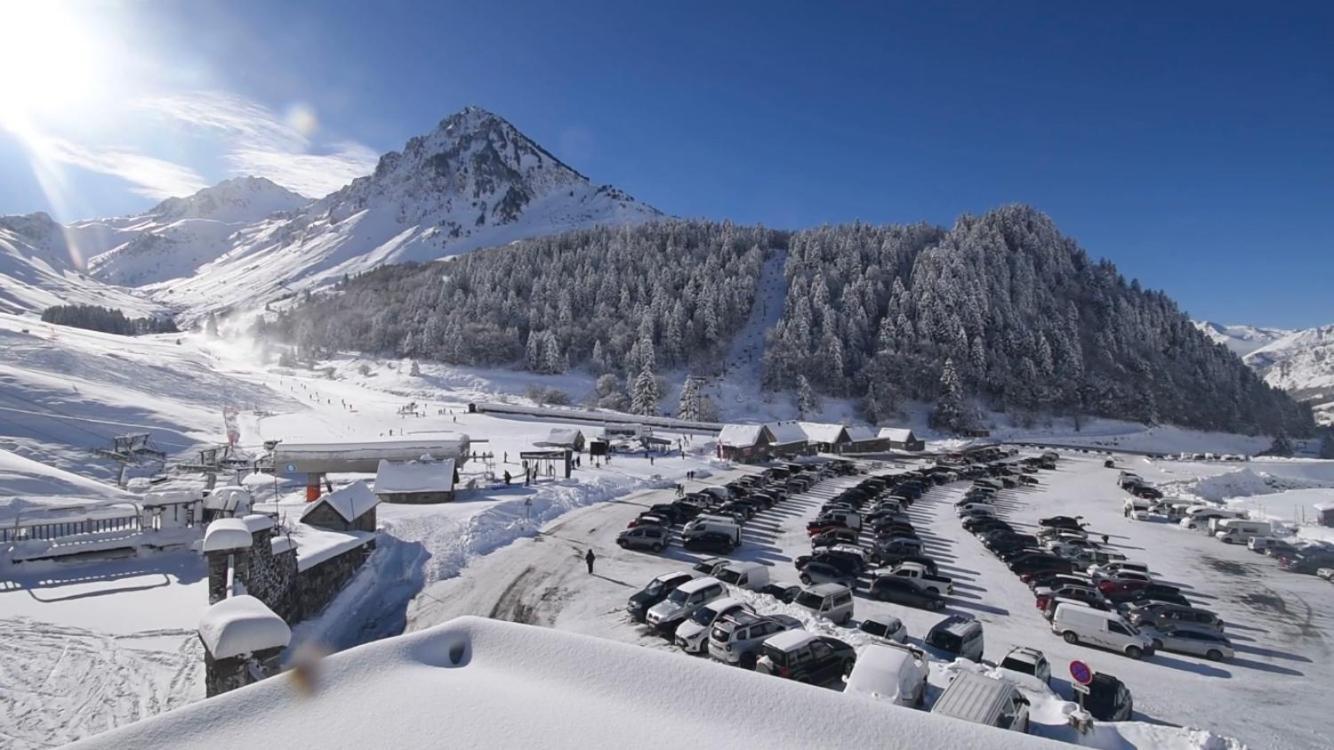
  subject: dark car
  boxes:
[1076,673,1133,722]
[760,584,802,604]
[964,517,1012,534]
[626,571,696,622]
[1039,516,1084,530]
[649,504,687,524]
[683,530,736,553]
[869,575,945,610]
[755,633,857,686]
[1124,588,1191,607]
[810,528,860,547]
[796,550,865,576]
[1010,556,1073,576]
[1131,485,1163,500]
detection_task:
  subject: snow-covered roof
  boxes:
[766,421,808,446]
[241,514,274,533]
[74,616,1059,750]
[535,428,584,447]
[764,628,817,652]
[197,595,291,660]
[302,480,381,523]
[1314,503,1334,512]
[203,486,252,512]
[142,489,201,507]
[798,422,850,445]
[878,427,917,442]
[374,459,456,495]
[202,518,253,552]
[845,425,877,442]
[717,424,766,448]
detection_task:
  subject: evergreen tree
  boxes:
[931,358,966,432]
[631,361,660,415]
[677,375,703,421]
[410,360,422,376]
[797,374,819,418]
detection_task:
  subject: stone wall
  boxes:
[295,538,376,620]
[203,643,285,698]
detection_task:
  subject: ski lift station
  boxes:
[271,434,471,501]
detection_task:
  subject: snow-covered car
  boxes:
[998,646,1051,687]
[857,614,907,644]
[843,642,929,707]
[1142,626,1235,661]
[674,596,750,654]
[1318,568,1334,582]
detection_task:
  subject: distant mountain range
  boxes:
[1195,321,1334,425]
[0,107,660,322]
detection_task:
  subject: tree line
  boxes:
[41,305,179,336]
[258,207,1314,436]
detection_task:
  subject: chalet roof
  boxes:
[766,421,808,447]
[718,424,767,448]
[302,480,381,523]
[845,425,877,442]
[798,422,850,445]
[535,428,584,447]
[878,427,917,442]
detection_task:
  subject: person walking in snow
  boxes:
[585,549,596,575]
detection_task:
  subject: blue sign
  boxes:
[1069,659,1093,685]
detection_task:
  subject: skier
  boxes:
[585,548,596,575]
[503,470,512,486]
[1101,533,1110,545]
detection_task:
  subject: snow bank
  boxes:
[197,595,291,660]
[202,518,252,552]
[71,616,1063,750]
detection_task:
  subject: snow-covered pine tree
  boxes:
[631,361,660,416]
[677,375,702,421]
[797,374,819,418]
[410,360,422,376]
[931,357,966,432]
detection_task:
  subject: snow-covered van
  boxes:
[714,561,770,591]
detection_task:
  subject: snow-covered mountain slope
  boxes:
[70,176,309,287]
[0,212,163,317]
[1245,325,1334,424]
[1192,320,1291,357]
[148,106,661,318]
[1196,319,1334,424]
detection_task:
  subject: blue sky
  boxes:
[0,1,1330,327]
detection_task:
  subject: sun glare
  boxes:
[0,1,108,126]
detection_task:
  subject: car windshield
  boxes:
[690,605,720,625]
[666,588,690,605]
[928,631,961,651]
[795,592,825,609]
[1000,657,1033,673]
[715,569,741,584]
[644,580,666,596]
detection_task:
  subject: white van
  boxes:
[793,583,855,625]
[1050,603,1154,659]
[843,642,929,707]
[682,516,742,544]
[930,670,1030,732]
[714,561,770,591]
[1213,518,1270,542]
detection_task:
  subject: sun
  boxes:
[0,1,108,126]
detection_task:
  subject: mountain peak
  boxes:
[146,176,309,222]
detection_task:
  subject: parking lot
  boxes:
[407,450,1333,749]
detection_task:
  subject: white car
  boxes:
[857,614,907,644]
[674,597,750,654]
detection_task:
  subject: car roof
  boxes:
[764,629,815,652]
[657,570,697,583]
[703,596,745,613]
[862,614,903,627]
[1004,646,1044,662]
[931,671,1015,723]
[678,576,721,593]
[807,582,851,595]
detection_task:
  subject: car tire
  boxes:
[651,543,663,552]
[1206,649,1224,661]
[800,575,811,585]
[1063,631,1079,645]
[1152,639,1163,650]
[1125,645,1143,660]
